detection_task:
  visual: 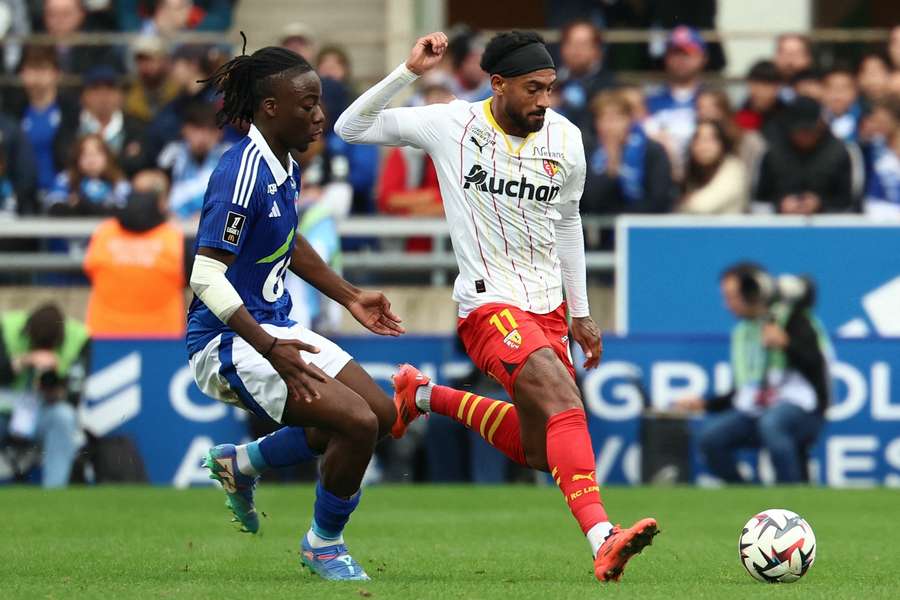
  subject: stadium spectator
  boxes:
[280,21,317,63]
[617,84,648,123]
[45,134,129,215]
[0,115,37,218]
[446,28,491,102]
[644,26,707,181]
[124,36,180,122]
[83,185,186,337]
[735,60,783,133]
[856,53,891,108]
[317,45,351,86]
[43,0,120,73]
[888,70,900,99]
[76,65,148,176]
[15,44,78,200]
[0,303,90,488]
[0,0,30,73]
[376,82,449,251]
[143,44,218,160]
[755,96,855,214]
[582,90,673,217]
[863,127,900,218]
[113,0,233,32]
[676,264,831,484]
[695,88,766,183]
[790,68,824,102]
[822,65,862,142]
[773,33,814,101]
[678,120,747,214]
[889,25,900,70]
[554,19,616,131]
[157,101,229,222]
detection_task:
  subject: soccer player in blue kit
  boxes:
[186,40,411,581]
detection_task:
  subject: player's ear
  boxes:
[490,74,505,96]
[260,96,278,119]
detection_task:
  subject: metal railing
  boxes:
[0,216,617,284]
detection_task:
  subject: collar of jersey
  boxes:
[483,98,537,156]
[247,124,297,186]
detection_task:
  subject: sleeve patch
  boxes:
[223,211,246,245]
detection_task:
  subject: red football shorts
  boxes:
[457,302,575,399]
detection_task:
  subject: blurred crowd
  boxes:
[0,7,898,274]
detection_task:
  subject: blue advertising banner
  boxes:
[616,217,900,336]
[82,335,900,488]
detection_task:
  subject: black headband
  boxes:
[487,42,555,78]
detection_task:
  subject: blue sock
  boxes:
[257,426,319,468]
[311,481,361,540]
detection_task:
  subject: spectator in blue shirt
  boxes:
[157,101,229,222]
[823,65,862,142]
[15,44,79,201]
[45,134,130,216]
[644,26,707,181]
[864,128,900,218]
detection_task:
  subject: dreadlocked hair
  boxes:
[201,32,313,127]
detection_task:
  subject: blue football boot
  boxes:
[300,536,370,581]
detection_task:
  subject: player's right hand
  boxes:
[266,338,327,403]
[406,31,448,75]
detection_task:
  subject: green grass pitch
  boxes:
[2,485,897,599]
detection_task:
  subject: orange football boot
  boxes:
[390,363,431,439]
[594,517,659,582]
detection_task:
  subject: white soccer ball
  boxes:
[738,508,816,583]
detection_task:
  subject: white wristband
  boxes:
[190,254,243,323]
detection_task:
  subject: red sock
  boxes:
[429,385,528,466]
[546,408,608,534]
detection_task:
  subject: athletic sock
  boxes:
[546,408,609,539]
[256,426,319,469]
[429,385,528,466]
[307,481,360,546]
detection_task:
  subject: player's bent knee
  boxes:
[343,406,380,448]
[516,349,581,417]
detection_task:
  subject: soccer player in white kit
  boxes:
[335,31,658,583]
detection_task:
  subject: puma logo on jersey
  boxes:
[463,165,561,202]
[470,135,487,153]
[571,472,595,483]
[268,202,281,218]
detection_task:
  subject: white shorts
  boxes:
[189,322,353,423]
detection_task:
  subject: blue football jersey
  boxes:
[186,125,301,356]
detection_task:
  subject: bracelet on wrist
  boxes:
[261,337,278,358]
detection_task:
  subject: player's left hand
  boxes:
[571,316,603,370]
[347,290,406,337]
[762,323,789,349]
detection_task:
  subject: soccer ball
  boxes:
[738,508,816,583]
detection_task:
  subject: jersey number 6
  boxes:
[262,256,291,302]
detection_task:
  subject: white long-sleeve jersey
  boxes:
[335,63,589,318]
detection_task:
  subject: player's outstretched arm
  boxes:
[288,236,405,337]
[333,32,448,147]
[191,247,327,403]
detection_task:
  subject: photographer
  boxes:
[675,263,832,484]
[0,304,90,487]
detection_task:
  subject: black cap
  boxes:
[784,96,822,131]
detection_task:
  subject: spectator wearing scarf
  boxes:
[581,90,674,216]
